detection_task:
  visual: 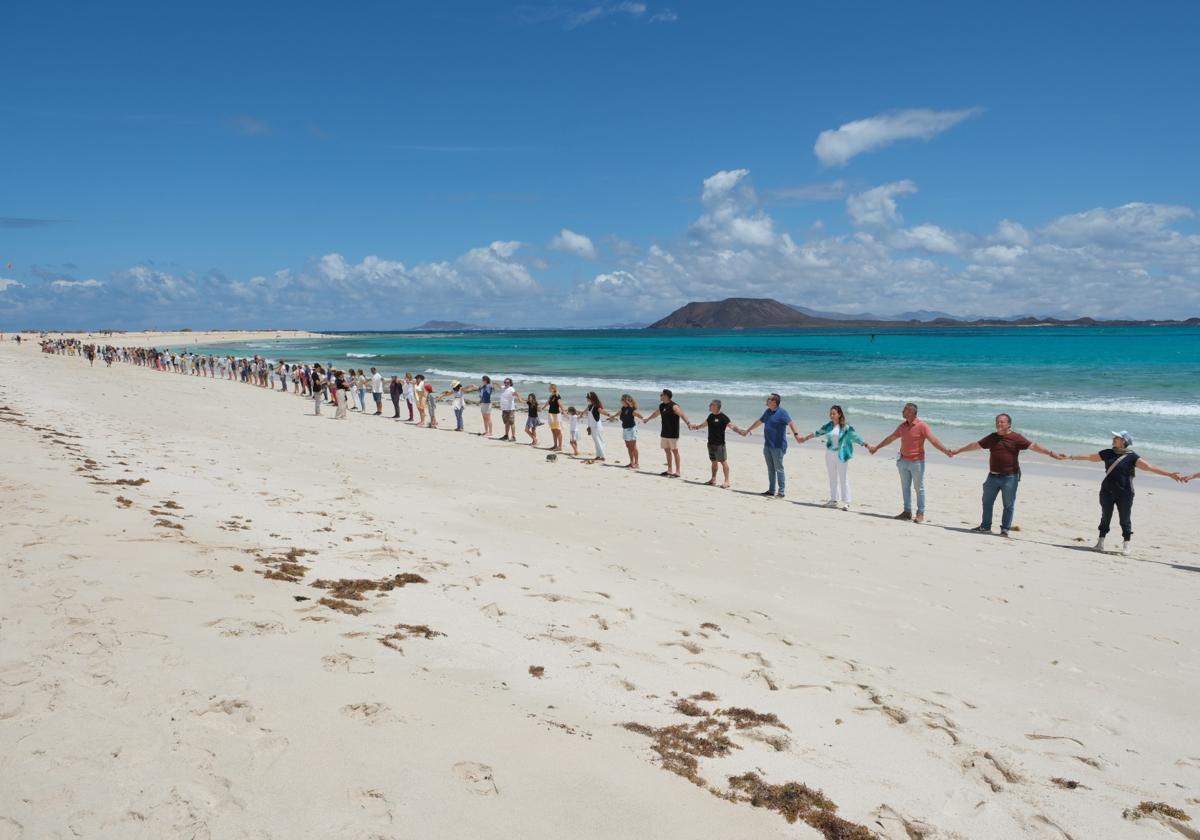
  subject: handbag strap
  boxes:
[1104,453,1132,479]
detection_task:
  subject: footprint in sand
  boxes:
[340,702,395,724]
[322,653,376,674]
[873,804,935,840]
[0,816,22,840]
[349,788,394,823]
[205,618,286,637]
[185,569,214,578]
[452,761,499,795]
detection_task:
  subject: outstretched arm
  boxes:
[740,419,762,437]
[870,430,900,455]
[1028,442,1062,459]
[1137,459,1184,481]
[642,408,662,424]
[925,430,953,457]
[673,405,692,428]
[1064,451,1103,462]
[950,441,982,457]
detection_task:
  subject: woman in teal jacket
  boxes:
[799,405,868,510]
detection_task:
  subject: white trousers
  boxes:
[825,449,851,502]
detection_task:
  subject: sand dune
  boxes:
[1,333,1198,839]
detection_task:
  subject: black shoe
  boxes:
[969,525,991,533]
[761,490,775,497]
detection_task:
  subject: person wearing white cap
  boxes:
[435,381,467,431]
[1061,431,1184,555]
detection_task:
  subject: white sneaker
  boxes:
[1093,538,1106,552]
[840,503,850,511]
[1122,541,1131,556]
[823,500,838,508]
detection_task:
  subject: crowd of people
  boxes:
[32,336,1199,556]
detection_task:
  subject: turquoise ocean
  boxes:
[194,326,1200,470]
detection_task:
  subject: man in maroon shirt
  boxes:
[950,413,1061,537]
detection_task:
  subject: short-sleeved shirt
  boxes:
[500,387,517,411]
[479,383,493,403]
[705,413,732,446]
[894,419,932,460]
[759,408,792,449]
[978,432,1031,475]
[1099,448,1140,495]
[371,373,383,393]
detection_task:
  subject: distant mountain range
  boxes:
[647,298,1200,329]
[406,320,485,331]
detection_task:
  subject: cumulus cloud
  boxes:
[814,107,982,167]
[889,224,962,255]
[0,277,23,291]
[846,180,918,227]
[548,228,598,259]
[690,169,778,247]
[51,278,103,290]
[1039,202,1194,247]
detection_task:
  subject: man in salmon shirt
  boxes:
[868,402,952,523]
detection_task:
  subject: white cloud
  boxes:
[1040,202,1195,247]
[565,1,646,28]
[993,219,1032,247]
[814,107,982,167]
[846,180,918,227]
[51,278,103,290]
[0,277,23,292]
[971,244,1026,264]
[890,224,961,255]
[648,9,678,22]
[548,228,598,259]
[690,169,778,247]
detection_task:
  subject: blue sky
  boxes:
[2,0,1198,329]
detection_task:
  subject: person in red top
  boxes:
[949,413,1061,537]
[868,402,952,523]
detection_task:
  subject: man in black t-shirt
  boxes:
[642,389,692,478]
[689,399,743,488]
[1062,431,1183,555]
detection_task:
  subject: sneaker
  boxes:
[914,513,925,524]
[776,493,785,499]
[1093,538,1106,552]
[840,503,850,511]
[760,490,776,497]
[1122,541,1131,556]
[1000,530,1011,539]
[894,511,913,521]
[969,525,991,534]
[823,500,838,508]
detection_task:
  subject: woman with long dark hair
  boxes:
[583,391,606,464]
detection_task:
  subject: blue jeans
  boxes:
[896,458,925,514]
[981,473,1019,531]
[763,447,786,494]
[454,407,464,430]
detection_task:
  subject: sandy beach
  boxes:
[2,332,1198,839]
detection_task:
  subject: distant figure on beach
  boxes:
[609,394,643,469]
[868,403,952,523]
[542,384,563,451]
[311,365,325,416]
[334,370,349,419]
[414,374,428,426]
[424,380,438,428]
[446,381,467,431]
[689,399,740,488]
[371,368,384,415]
[948,413,1062,537]
[389,375,402,418]
[1060,431,1184,555]
[524,393,542,445]
[498,378,519,441]
[739,393,801,498]
[583,392,606,464]
[473,376,494,437]
[403,373,416,421]
[642,389,691,478]
[355,369,367,411]
[797,405,868,510]
[566,406,580,456]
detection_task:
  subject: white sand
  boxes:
[1,332,1198,839]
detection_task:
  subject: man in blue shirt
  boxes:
[739,393,802,498]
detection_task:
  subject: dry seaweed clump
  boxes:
[261,562,308,582]
[379,623,444,652]
[727,773,874,839]
[673,699,707,717]
[319,597,367,616]
[529,665,546,678]
[717,707,789,730]
[622,717,738,787]
[1124,801,1191,822]
[311,573,427,600]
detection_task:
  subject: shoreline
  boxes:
[3,335,1198,838]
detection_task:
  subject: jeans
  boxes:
[391,395,401,417]
[1098,489,1134,541]
[981,473,1019,531]
[896,458,925,514]
[763,447,786,494]
[313,393,322,416]
[454,407,464,430]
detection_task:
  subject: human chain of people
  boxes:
[35,337,1199,558]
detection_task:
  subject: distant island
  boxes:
[406,320,486,332]
[647,298,1200,329]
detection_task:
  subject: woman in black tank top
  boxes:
[607,394,643,469]
[541,383,564,452]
